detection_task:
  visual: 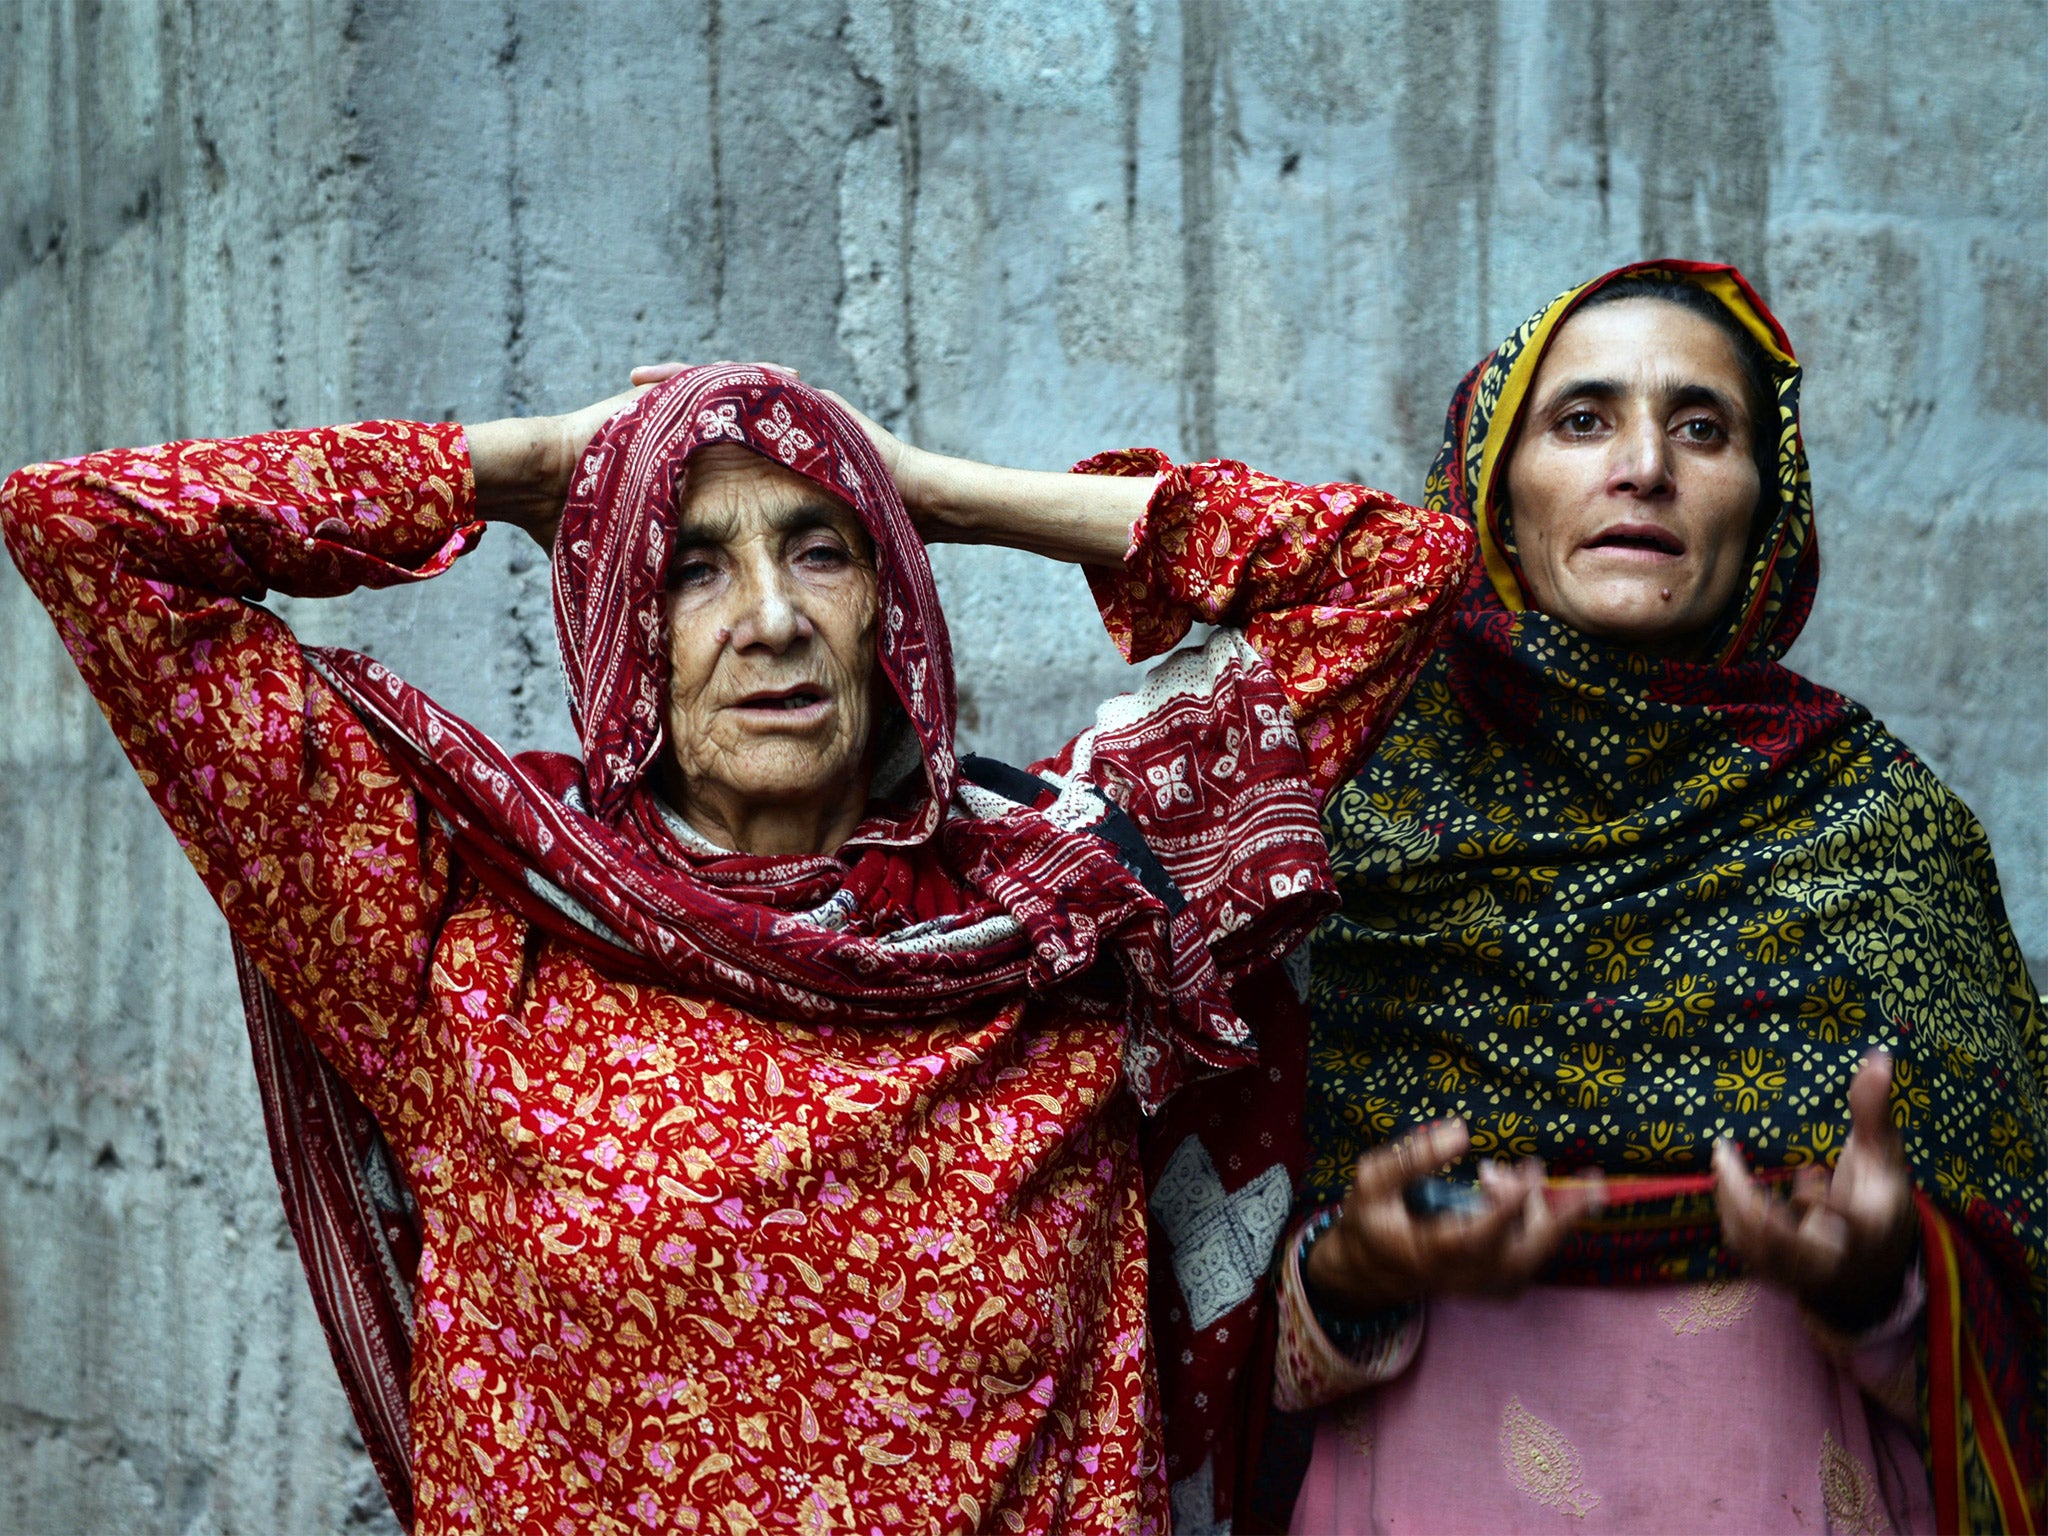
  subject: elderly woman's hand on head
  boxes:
[1714,1051,1919,1333]
[633,360,1149,566]
[628,363,930,521]
[463,362,809,553]
[466,383,667,552]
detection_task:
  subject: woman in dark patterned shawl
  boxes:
[1259,260,2044,1533]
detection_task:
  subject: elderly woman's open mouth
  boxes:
[730,683,832,722]
[737,684,831,712]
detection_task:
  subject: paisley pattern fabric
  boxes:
[2,408,1468,1533]
[1078,448,1470,1534]
[1307,260,2046,1531]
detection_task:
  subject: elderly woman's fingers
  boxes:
[629,363,689,386]
[628,361,800,387]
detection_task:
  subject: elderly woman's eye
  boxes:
[795,541,851,570]
[671,556,715,587]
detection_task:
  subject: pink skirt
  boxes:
[1289,1282,1932,1535]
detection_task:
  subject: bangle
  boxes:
[1298,1205,1421,1360]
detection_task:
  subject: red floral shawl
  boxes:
[243,367,1343,1526]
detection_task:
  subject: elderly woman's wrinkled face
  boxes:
[660,445,880,854]
[1503,299,1763,651]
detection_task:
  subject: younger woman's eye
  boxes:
[1558,408,1603,435]
[1676,417,1726,444]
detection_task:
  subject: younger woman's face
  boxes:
[1502,299,1764,652]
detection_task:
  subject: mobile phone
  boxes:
[1403,1175,1488,1219]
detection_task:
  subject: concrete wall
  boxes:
[2,1,2042,1529]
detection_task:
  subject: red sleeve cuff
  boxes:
[1071,447,1210,664]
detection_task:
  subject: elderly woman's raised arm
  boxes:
[887,438,1473,798]
[0,424,477,1104]
[787,384,1474,800]
[1072,451,1473,796]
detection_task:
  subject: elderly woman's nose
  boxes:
[727,565,814,650]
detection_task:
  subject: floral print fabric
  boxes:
[2,421,1466,1534]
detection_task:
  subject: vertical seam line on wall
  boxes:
[1179,0,1220,463]
[707,0,725,338]
[1474,0,1499,360]
[892,0,922,441]
[500,1,530,413]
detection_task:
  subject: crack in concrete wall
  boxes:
[2,1,2043,1528]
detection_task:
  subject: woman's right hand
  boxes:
[1303,1119,1605,1315]
[467,384,658,550]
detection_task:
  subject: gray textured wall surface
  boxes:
[2,1,2043,1530]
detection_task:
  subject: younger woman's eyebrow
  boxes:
[1532,377,1741,419]
[1533,377,1622,415]
[1666,382,1741,418]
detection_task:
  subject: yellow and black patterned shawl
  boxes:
[1310,260,2045,1530]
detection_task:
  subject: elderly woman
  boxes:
[1268,262,2046,1534]
[1,366,1468,1533]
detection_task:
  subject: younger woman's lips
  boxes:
[1582,522,1685,560]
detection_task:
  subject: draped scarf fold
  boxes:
[1308,261,2046,1531]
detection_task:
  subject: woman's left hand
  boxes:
[1713,1050,1919,1332]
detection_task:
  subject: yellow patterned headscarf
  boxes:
[1313,261,2045,1529]
[1446,260,1809,665]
